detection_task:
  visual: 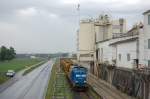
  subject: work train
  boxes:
[61,59,88,90]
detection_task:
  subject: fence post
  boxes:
[107,66,116,84]
[143,75,150,99]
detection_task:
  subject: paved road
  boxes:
[0,66,30,93]
[0,60,53,99]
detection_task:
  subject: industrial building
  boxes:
[76,10,150,99]
[77,10,150,69]
[77,15,126,64]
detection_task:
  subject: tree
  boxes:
[0,46,7,61]
[9,47,16,60]
[0,46,16,61]
[5,48,11,60]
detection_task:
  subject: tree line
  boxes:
[0,46,16,61]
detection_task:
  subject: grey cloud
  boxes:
[0,0,149,53]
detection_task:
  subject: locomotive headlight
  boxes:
[82,75,86,77]
[75,81,78,83]
[76,75,80,77]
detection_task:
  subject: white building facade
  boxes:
[110,36,139,68]
[96,40,114,64]
[139,10,150,67]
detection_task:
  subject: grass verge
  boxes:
[23,61,46,75]
[0,76,9,85]
[45,59,73,99]
[0,59,43,72]
[0,58,43,84]
[45,60,57,99]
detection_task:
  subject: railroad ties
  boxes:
[52,73,66,99]
[52,62,72,99]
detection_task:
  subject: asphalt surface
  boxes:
[0,67,28,93]
[0,60,53,99]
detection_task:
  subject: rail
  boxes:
[73,91,93,99]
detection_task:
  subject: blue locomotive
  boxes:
[61,59,88,90]
[69,66,88,89]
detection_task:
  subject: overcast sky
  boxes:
[0,0,149,53]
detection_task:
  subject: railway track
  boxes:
[73,91,92,99]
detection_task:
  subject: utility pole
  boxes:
[77,3,80,62]
[77,3,80,25]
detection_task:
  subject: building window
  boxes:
[148,60,150,67]
[148,15,150,25]
[119,54,121,61]
[96,49,99,60]
[103,26,108,40]
[148,39,150,49]
[127,53,130,61]
[101,48,103,62]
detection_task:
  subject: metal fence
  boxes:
[112,31,139,39]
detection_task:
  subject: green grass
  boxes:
[45,59,73,99]
[23,61,46,75]
[45,61,57,99]
[0,58,43,84]
[0,75,9,84]
[0,58,43,72]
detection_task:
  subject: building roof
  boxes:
[143,10,150,15]
[109,36,138,45]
